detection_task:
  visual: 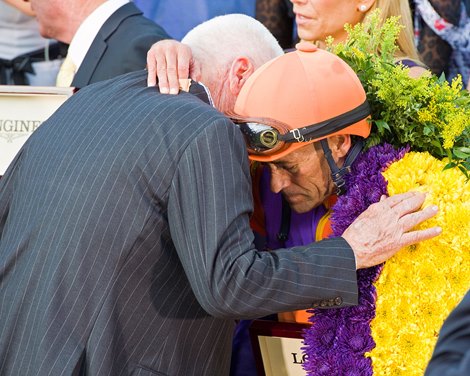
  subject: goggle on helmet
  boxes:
[231,42,371,162]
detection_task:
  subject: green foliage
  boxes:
[326,10,470,176]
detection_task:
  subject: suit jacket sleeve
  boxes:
[167,117,358,319]
[425,290,470,376]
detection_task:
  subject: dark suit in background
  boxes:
[71,2,170,88]
[0,71,357,375]
[425,289,470,376]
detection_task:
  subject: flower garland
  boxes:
[302,143,406,376]
[368,152,470,375]
[285,8,470,375]
[301,10,470,375]
[302,145,470,375]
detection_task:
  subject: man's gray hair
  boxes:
[181,14,284,71]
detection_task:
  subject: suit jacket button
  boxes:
[334,297,343,305]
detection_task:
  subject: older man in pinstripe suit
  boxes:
[0,14,439,376]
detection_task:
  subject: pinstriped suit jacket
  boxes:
[0,70,358,375]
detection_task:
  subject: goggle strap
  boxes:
[279,100,370,143]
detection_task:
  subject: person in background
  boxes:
[0,0,65,86]
[255,0,297,49]
[289,0,426,75]
[412,0,470,89]
[133,0,256,41]
[0,14,439,375]
[4,0,35,15]
[425,289,470,376]
[28,0,170,88]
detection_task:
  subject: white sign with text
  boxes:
[0,85,73,175]
[258,335,307,376]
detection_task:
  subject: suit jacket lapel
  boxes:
[188,81,213,106]
[72,2,143,88]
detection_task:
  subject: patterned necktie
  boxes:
[56,55,76,87]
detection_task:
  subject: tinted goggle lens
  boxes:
[238,122,283,153]
[230,117,292,155]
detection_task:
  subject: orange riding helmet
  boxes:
[230,42,371,162]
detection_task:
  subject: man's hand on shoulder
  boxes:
[146,39,201,94]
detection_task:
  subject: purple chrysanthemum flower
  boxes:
[302,143,407,375]
[336,324,375,354]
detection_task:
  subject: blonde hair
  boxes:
[368,0,420,60]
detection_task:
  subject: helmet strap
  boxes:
[320,138,364,196]
[277,195,291,244]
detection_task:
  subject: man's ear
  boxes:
[327,135,352,165]
[228,57,255,95]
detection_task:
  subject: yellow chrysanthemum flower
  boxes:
[368,152,470,375]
